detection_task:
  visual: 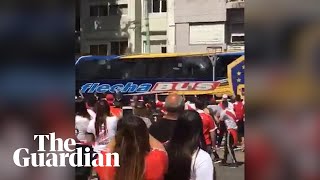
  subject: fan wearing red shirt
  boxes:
[95,115,168,180]
[233,95,245,147]
[194,98,220,161]
[105,94,122,118]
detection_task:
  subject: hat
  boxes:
[106,94,114,105]
[222,94,228,99]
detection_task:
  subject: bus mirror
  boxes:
[208,55,214,61]
[208,55,217,67]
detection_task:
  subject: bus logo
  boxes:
[80,81,220,94]
[80,82,153,94]
[151,82,220,92]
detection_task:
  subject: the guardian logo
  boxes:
[13,133,119,167]
[80,82,152,94]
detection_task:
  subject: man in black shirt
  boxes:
[149,93,185,143]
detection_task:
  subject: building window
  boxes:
[189,23,225,45]
[230,33,245,43]
[144,40,166,53]
[109,4,128,16]
[150,0,167,13]
[161,0,167,12]
[90,44,108,55]
[90,5,108,16]
[161,46,167,53]
[111,41,128,55]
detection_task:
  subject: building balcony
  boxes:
[226,0,245,9]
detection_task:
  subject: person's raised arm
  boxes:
[155,93,158,102]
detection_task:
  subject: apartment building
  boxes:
[226,0,245,51]
[141,0,168,53]
[80,0,130,55]
[79,0,244,55]
[80,0,167,55]
[171,0,244,53]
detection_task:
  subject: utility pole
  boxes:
[144,0,150,53]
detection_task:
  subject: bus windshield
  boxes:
[215,54,243,80]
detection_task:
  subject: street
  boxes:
[215,149,245,180]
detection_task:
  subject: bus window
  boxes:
[160,57,190,79]
[76,60,103,80]
[142,56,213,80]
[106,60,127,79]
[121,59,147,79]
[76,59,128,80]
[182,56,212,80]
[215,55,242,80]
[146,59,161,78]
[76,55,214,81]
[107,60,148,80]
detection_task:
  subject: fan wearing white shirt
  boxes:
[218,101,239,168]
[215,94,234,147]
[165,110,214,180]
[75,100,93,142]
[219,94,234,110]
[87,100,118,153]
[75,99,95,180]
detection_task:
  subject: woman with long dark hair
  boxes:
[95,115,168,180]
[165,110,214,180]
[75,99,95,180]
[75,100,92,142]
[87,100,118,152]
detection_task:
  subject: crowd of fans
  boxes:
[75,92,245,180]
